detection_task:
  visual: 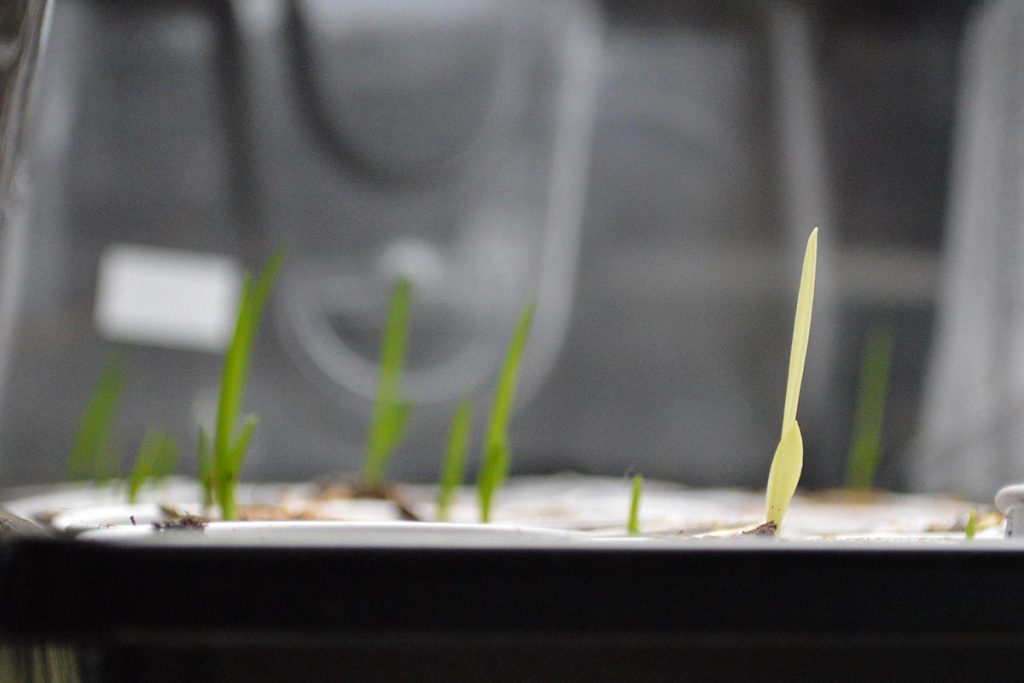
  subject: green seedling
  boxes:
[628,473,643,535]
[478,302,535,523]
[437,397,474,521]
[362,276,414,488]
[965,507,978,540]
[213,250,283,520]
[765,228,818,534]
[127,429,178,504]
[67,355,124,483]
[844,324,893,490]
[198,425,214,509]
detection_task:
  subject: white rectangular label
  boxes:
[94,244,242,352]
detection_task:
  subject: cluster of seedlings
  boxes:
[69,249,544,525]
[66,227,953,537]
[66,357,178,505]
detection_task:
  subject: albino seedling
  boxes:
[478,303,535,523]
[764,228,818,535]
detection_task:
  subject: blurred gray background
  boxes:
[0,0,988,492]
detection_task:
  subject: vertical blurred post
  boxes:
[0,0,51,401]
[0,15,80,676]
[911,0,1024,499]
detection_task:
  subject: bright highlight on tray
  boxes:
[765,228,818,534]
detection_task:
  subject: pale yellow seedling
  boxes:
[765,228,818,534]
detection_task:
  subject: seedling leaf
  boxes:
[478,436,509,523]
[844,324,893,490]
[68,356,124,483]
[765,228,817,533]
[217,415,258,521]
[127,429,178,504]
[215,251,282,471]
[215,274,253,466]
[363,276,414,487]
[213,250,282,519]
[965,507,978,540]
[628,474,643,535]
[478,303,535,522]
[198,425,213,509]
[766,420,803,527]
[782,229,817,430]
[437,397,474,521]
[373,400,413,466]
[229,415,258,471]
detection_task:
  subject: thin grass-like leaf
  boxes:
[628,473,643,535]
[478,303,535,522]
[216,415,259,519]
[127,429,178,504]
[477,437,508,523]
[213,250,282,519]
[965,507,978,540]
[781,229,817,431]
[67,356,124,483]
[216,416,258,521]
[378,401,413,464]
[215,275,253,469]
[198,425,213,508]
[766,420,803,527]
[229,415,258,471]
[215,251,281,474]
[844,324,893,490]
[363,276,414,487]
[437,397,474,521]
[765,229,818,532]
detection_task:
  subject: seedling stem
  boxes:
[67,355,124,483]
[198,425,214,509]
[965,508,978,540]
[362,276,414,488]
[844,324,893,489]
[127,429,178,504]
[437,397,474,521]
[628,474,643,535]
[213,250,282,520]
[478,303,535,522]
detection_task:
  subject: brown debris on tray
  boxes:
[312,479,422,521]
[153,514,207,531]
[925,509,1003,533]
[741,521,778,537]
